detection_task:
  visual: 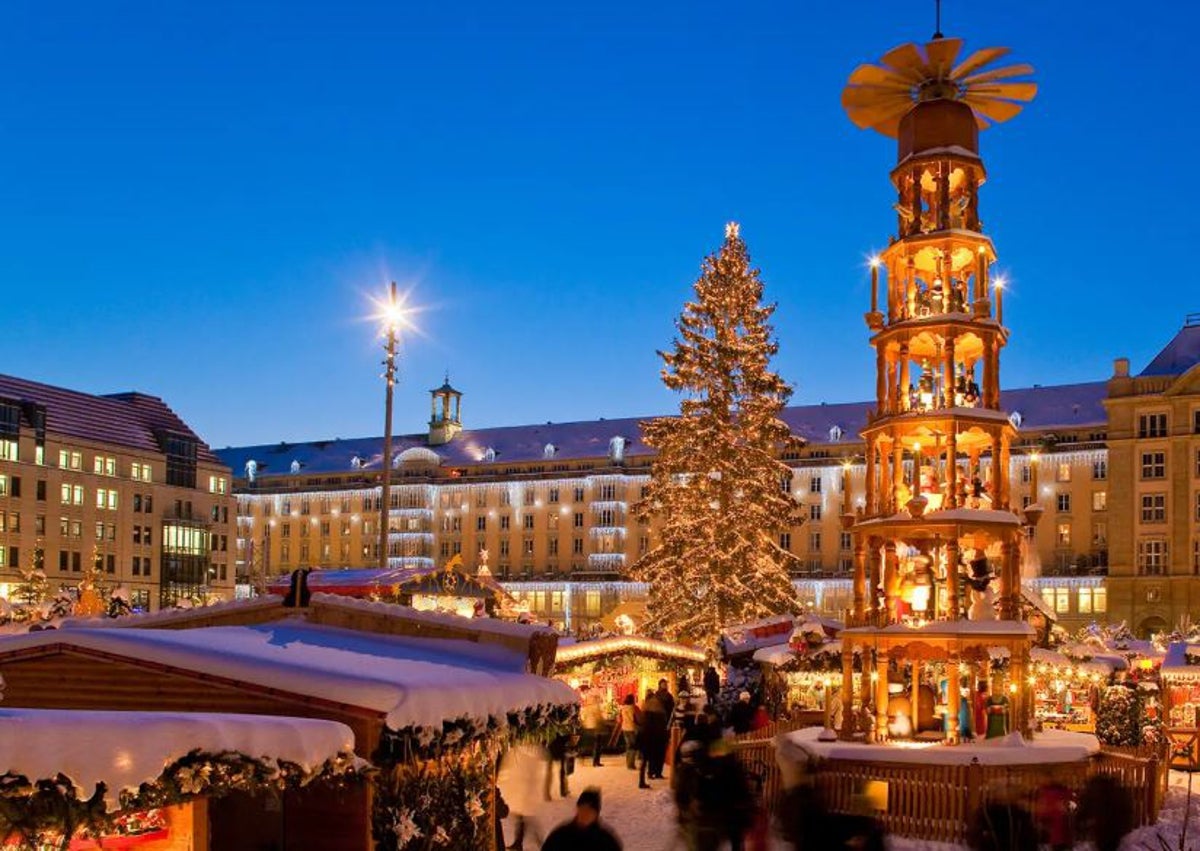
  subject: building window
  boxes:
[0,439,17,463]
[840,532,852,551]
[1194,539,1200,575]
[1141,451,1166,479]
[548,538,559,556]
[476,516,486,532]
[598,508,615,526]
[574,486,585,502]
[93,456,116,476]
[1056,493,1071,513]
[1194,409,1200,435]
[1137,538,1166,575]
[1078,588,1093,614]
[1056,463,1071,483]
[809,531,821,551]
[1092,459,1107,480]
[780,533,791,551]
[523,514,534,530]
[58,450,82,470]
[208,475,227,494]
[1020,465,1031,484]
[574,512,584,529]
[598,483,615,500]
[1093,522,1107,546]
[500,490,511,507]
[523,538,534,556]
[1196,491,1200,522]
[1139,413,1168,438]
[1055,587,1070,614]
[1141,493,1166,523]
[548,488,559,504]
[810,476,822,494]
[572,538,583,555]
[638,536,648,554]
[498,540,509,558]
[1056,523,1071,547]
[809,504,822,522]
[131,461,152,482]
[1093,587,1107,613]
[547,513,559,531]
[1092,491,1107,512]
[499,515,510,531]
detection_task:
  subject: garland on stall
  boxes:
[0,749,365,850]
[371,703,578,851]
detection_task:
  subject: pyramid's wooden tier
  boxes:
[854,506,1022,549]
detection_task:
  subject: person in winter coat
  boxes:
[750,703,771,732]
[1077,774,1134,851]
[640,690,669,782]
[618,693,640,770]
[730,691,755,734]
[579,688,605,767]
[656,678,675,721]
[703,666,721,705]
[1034,778,1075,851]
[966,800,1038,851]
[541,788,622,851]
[499,743,549,850]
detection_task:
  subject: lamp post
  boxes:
[378,281,400,571]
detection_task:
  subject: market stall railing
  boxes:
[732,742,1162,842]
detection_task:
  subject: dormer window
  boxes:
[543,443,557,459]
[1009,411,1023,429]
[482,447,496,463]
[609,436,627,464]
[290,460,301,475]
[829,425,844,443]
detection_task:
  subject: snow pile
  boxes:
[779,726,1098,767]
[0,708,356,806]
[0,620,577,731]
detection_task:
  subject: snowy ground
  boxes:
[503,761,1200,850]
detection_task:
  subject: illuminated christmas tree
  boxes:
[633,223,801,648]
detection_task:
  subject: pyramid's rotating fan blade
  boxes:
[924,38,963,76]
[959,63,1035,86]
[970,82,1038,102]
[950,46,1012,80]
[848,63,915,90]
[880,42,928,80]
[846,99,914,131]
[965,96,1025,123]
[841,85,911,109]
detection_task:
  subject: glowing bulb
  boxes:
[994,276,1007,291]
[869,255,882,268]
[1008,683,1018,694]
[977,245,986,255]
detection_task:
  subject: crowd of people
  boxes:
[499,669,1141,851]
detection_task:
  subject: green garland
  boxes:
[0,749,364,850]
[372,703,579,851]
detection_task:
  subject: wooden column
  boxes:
[947,658,962,744]
[875,652,891,742]
[865,440,877,514]
[892,442,904,510]
[876,347,888,413]
[852,539,867,620]
[884,542,900,622]
[911,656,922,736]
[947,431,959,509]
[945,538,961,620]
[840,645,855,739]
[999,536,1019,620]
[867,543,882,617]
[937,162,951,230]
[877,443,889,513]
[944,336,956,409]
[899,346,911,410]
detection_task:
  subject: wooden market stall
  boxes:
[0,589,577,851]
[1162,641,1200,769]
[553,635,706,712]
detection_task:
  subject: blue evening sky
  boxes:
[3,1,1197,448]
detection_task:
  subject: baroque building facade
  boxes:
[218,320,1200,637]
[0,374,236,611]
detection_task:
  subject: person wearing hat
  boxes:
[730,690,755,734]
[540,787,622,851]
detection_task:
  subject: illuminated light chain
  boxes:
[554,635,707,665]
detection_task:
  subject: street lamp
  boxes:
[376,282,404,571]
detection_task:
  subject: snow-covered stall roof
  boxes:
[0,708,356,807]
[0,620,578,730]
[1162,642,1200,680]
[841,619,1035,638]
[721,615,798,656]
[1029,646,1115,676]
